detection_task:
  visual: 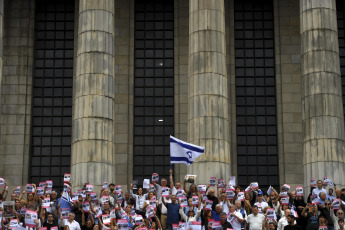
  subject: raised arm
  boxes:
[301,205,309,218]
[169,169,174,189]
[184,181,190,194]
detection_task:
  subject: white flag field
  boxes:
[170,135,205,166]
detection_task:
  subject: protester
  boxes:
[313,180,327,199]
[179,194,202,222]
[245,206,265,230]
[228,203,244,230]
[283,214,302,230]
[338,218,345,230]
[220,212,233,230]
[161,194,180,230]
[277,209,295,230]
[1,171,344,230]
[302,203,319,230]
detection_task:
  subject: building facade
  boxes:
[0,0,345,192]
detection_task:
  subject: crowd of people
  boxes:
[0,170,345,230]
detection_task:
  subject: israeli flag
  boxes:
[170,135,205,166]
[61,190,74,205]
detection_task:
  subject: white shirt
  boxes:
[66,220,81,230]
[130,191,148,211]
[230,211,243,230]
[219,200,229,214]
[312,187,327,198]
[159,197,171,214]
[277,216,296,230]
[171,186,185,196]
[246,213,265,230]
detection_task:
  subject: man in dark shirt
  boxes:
[302,204,319,230]
[284,214,302,230]
[220,212,233,230]
[40,211,58,230]
[162,194,180,230]
[207,188,219,211]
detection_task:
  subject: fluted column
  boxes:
[71,0,116,188]
[301,0,345,188]
[0,0,3,97]
[188,0,230,183]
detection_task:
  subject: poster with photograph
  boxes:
[117,219,128,230]
[179,197,188,207]
[296,187,303,196]
[209,177,216,186]
[152,173,159,183]
[184,175,197,183]
[102,214,111,225]
[3,201,15,218]
[132,180,138,190]
[103,181,108,189]
[162,187,170,197]
[9,219,18,229]
[46,180,53,188]
[115,185,122,194]
[25,210,38,227]
[64,174,71,182]
[192,196,199,206]
[0,178,5,187]
[82,201,90,213]
[204,200,213,210]
[25,184,34,193]
[217,179,224,188]
[61,208,69,219]
[42,198,50,208]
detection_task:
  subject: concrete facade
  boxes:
[0,0,344,190]
[187,0,231,182]
[301,0,345,188]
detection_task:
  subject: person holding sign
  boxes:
[277,209,295,230]
[169,169,185,197]
[283,214,302,230]
[161,195,180,230]
[207,189,219,212]
[254,192,268,214]
[312,180,327,199]
[60,212,81,230]
[81,205,95,230]
[130,183,148,216]
[330,204,345,230]
[220,212,233,230]
[301,203,319,230]
[244,205,265,230]
[178,193,202,222]
[39,209,58,230]
[152,176,168,201]
[228,204,244,230]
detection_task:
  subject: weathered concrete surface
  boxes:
[71,0,116,188]
[301,0,345,188]
[188,0,231,183]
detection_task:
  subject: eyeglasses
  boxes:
[338,213,344,215]
[325,203,331,206]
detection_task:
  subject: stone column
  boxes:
[0,0,3,95]
[301,0,345,188]
[188,0,230,183]
[71,0,116,188]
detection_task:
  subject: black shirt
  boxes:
[43,220,59,230]
[284,224,303,230]
[306,212,319,230]
[221,221,233,230]
[207,195,219,211]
